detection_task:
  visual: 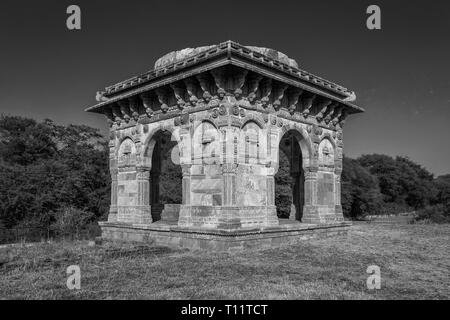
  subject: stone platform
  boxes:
[99,220,351,252]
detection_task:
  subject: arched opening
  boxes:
[275,130,305,221]
[147,130,182,222]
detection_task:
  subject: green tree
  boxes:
[434,174,450,210]
[357,154,436,210]
[0,115,109,234]
[341,157,382,219]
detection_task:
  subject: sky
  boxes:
[0,0,449,175]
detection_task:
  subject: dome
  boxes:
[154,42,299,69]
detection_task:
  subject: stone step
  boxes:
[161,204,181,222]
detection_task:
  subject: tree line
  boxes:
[341,156,450,222]
[0,115,109,242]
[0,115,448,242]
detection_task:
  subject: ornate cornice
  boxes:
[86,41,364,115]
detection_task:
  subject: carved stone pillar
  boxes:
[222,163,237,206]
[302,166,321,224]
[136,167,152,224]
[108,139,118,222]
[334,166,344,221]
[265,164,279,226]
[181,164,192,205]
[211,163,239,230]
[177,164,192,227]
[109,167,118,222]
[266,173,275,207]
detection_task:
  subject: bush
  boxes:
[0,219,11,244]
[413,204,450,224]
[372,202,413,216]
[51,207,95,239]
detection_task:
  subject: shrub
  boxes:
[0,219,11,244]
[51,207,95,239]
[413,204,450,224]
[372,202,413,216]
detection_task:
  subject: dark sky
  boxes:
[1,0,449,175]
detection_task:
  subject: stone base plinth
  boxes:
[161,204,180,222]
[302,205,342,224]
[99,220,351,252]
[177,205,279,229]
[117,206,152,224]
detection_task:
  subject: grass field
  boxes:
[0,222,449,300]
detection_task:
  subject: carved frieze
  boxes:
[222,163,238,174]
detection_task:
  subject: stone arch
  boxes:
[141,127,183,222]
[192,118,219,132]
[240,114,265,130]
[279,123,313,170]
[275,127,311,221]
[141,124,182,168]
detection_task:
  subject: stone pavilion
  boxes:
[86,41,364,250]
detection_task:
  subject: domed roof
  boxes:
[154,43,299,69]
